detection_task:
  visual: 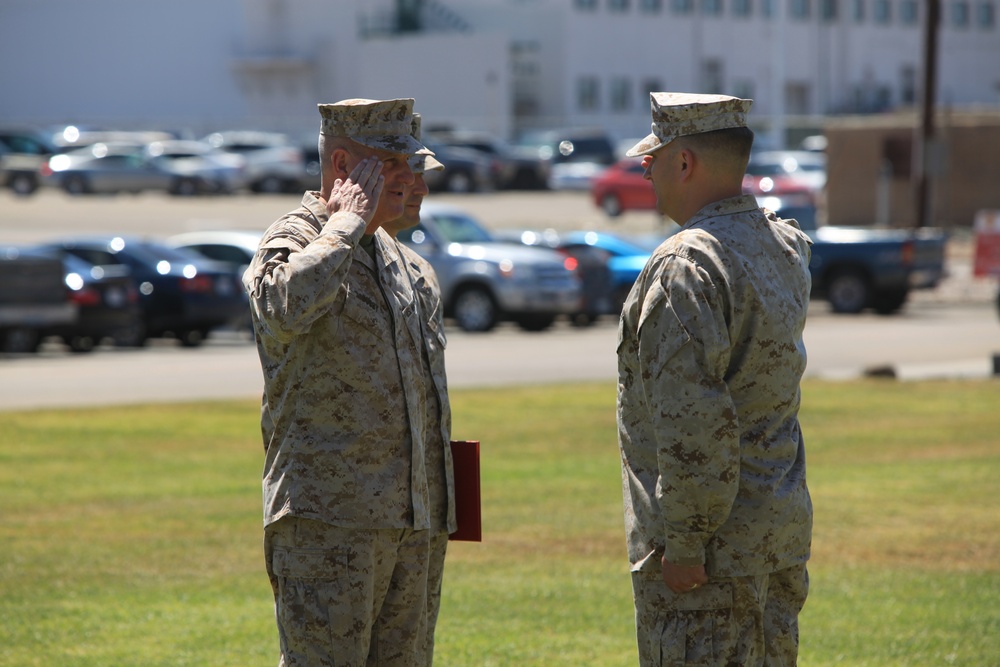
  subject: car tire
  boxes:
[827,268,870,314]
[601,193,623,218]
[0,327,41,354]
[445,170,475,194]
[8,172,38,196]
[112,322,147,348]
[63,174,89,195]
[252,176,285,194]
[872,288,909,315]
[65,334,97,353]
[170,178,201,196]
[515,314,556,332]
[178,328,210,348]
[451,286,498,332]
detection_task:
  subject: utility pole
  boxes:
[915,0,940,228]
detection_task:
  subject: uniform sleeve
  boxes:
[243,210,367,342]
[636,254,740,567]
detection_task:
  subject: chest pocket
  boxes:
[341,279,392,343]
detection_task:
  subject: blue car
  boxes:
[496,229,663,321]
[555,231,653,312]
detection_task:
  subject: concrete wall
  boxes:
[825,111,1000,228]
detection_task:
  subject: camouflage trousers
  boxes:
[631,562,809,667]
[265,516,450,667]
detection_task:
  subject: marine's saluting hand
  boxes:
[326,157,385,223]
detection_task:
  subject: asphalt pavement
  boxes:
[1,190,998,412]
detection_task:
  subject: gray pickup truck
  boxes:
[398,203,582,332]
[0,248,76,352]
[772,200,947,314]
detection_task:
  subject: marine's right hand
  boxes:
[326,157,385,223]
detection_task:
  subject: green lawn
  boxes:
[0,380,997,666]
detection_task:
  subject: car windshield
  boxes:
[428,212,494,243]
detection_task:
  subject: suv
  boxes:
[511,128,616,190]
[397,203,582,332]
[425,130,538,190]
[203,131,308,194]
[0,129,59,196]
[0,247,75,352]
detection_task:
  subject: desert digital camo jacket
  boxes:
[617,194,814,578]
[397,241,454,532]
[244,191,456,533]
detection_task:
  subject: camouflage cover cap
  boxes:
[318,98,427,155]
[626,92,753,158]
[409,113,445,173]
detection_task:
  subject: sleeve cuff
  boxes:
[322,210,368,245]
[663,531,709,567]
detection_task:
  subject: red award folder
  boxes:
[449,440,482,542]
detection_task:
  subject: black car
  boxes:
[34,237,247,347]
[42,253,144,352]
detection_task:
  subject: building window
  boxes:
[608,0,630,11]
[577,76,600,111]
[820,0,839,20]
[702,59,724,94]
[786,82,811,114]
[791,0,812,19]
[703,0,724,14]
[733,79,755,100]
[761,0,775,16]
[900,0,919,23]
[900,65,917,105]
[673,0,695,14]
[874,0,891,23]
[574,0,598,9]
[610,77,632,111]
[952,0,970,26]
[977,1,995,26]
[640,77,664,103]
[640,0,664,11]
[733,0,753,17]
[852,0,865,21]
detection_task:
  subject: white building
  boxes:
[1,0,998,148]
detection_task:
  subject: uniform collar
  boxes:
[684,194,760,228]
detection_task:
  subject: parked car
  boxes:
[743,150,826,198]
[761,195,946,314]
[498,229,653,319]
[421,141,497,193]
[425,129,539,190]
[40,142,210,195]
[397,204,582,332]
[165,230,261,269]
[32,236,247,346]
[590,158,656,217]
[511,128,617,190]
[494,229,615,325]
[0,128,60,196]
[0,246,76,353]
[203,131,308,193]
[144,140,247,193]
[41,253,143,352]
[165,230,260,333]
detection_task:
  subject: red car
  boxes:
[590,158,657,217]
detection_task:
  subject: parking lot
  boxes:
[2,188,998,411]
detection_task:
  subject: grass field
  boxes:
[0,379,997,666]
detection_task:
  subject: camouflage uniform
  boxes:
[246,182,456,665]
[617,194,813,666]
[401,242,453,663]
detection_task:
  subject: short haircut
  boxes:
[681,126,754,159]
